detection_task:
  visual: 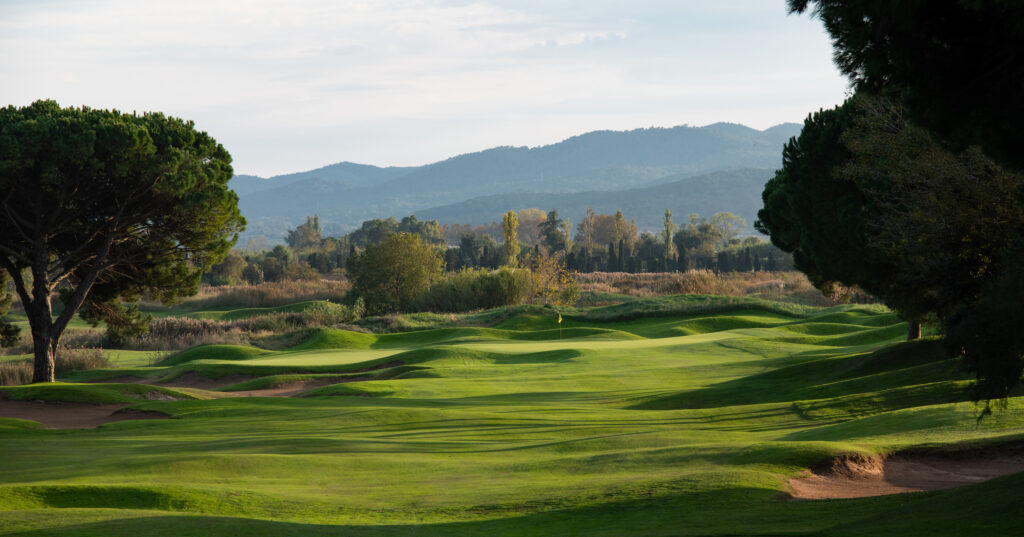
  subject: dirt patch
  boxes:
[789,445,1024,499]
[160,372,254,390]
[0,400,170,429]
[223,376,370,397]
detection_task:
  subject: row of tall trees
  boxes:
[213,208,793,284]
[539,209,791,274]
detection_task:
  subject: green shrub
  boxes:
[347,233,444,314]
[412,267,534,313]
[306,300,364,326]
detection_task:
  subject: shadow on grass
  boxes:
[630,339,965,414]
[6,473,1024,537]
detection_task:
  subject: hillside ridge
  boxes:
[234,122,799,241]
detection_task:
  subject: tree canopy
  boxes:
[786,2,1024,403]
[501,211,520,266]
[758,95,1022,319]
[789,0,1024,170]
[346,232,444,314]
[0,100,244,382]
[756,98,877,298]
[285,215,323,252]
[539,210,569,254]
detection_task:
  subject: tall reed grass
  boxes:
[144,280,351,311]
[123,302,366,351]
[576,270,875,306]
[124,313,312,350]
[0,346,111,386]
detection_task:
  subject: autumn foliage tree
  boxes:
[0,100,244,382]
[501,211,520,266]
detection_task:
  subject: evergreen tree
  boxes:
[789,0,1024,170]
[501,211,520,267]
[0,100,244,382]
[540,210,568,254]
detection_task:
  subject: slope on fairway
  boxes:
[1,297,1022,537]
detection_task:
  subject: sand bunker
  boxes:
[0,400,169,429]
[158,372,254,390]
[223,377,364,397]
[789,446,1024,499]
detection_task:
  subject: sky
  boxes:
[0,0,848,177]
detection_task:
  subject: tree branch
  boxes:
[0,257,31,310]
[52,232,115,337]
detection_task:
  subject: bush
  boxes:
[524,252,579,307]
[347,233,444,314]
[306,299,364,326]
[412,268,535,313]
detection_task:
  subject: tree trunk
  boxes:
[31,328,56,383]
[25,287,58,383]
[907,320,922,341]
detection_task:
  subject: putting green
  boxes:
[1,298,1022,536]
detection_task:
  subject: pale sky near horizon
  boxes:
[1,0,848,177]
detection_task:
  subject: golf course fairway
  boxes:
[1,297,1022,536]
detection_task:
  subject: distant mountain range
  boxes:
[232,122,799,242]
[416,168,775,233]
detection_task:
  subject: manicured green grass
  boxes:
[1,295,1022,536]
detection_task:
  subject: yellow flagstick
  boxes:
[558,312,562,340]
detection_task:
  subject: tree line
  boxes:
[210,209,793,286]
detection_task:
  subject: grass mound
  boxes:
[0,484,320,518]
[190,300,327,321]
[160,345,271,366]
[0,383,199,404]
[0,418,45,430]
[301,383,388,397]
[291,329,378,350]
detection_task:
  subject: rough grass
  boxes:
[0,347,113,386]
[1,296,1022,536]
[576,270,877,306]
[144,280,350,310]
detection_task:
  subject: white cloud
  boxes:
[0,0,846,176]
